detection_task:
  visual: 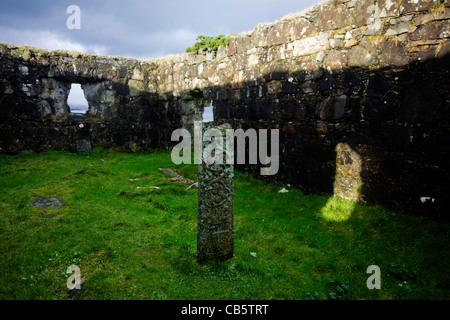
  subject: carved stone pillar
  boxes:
[197,123,234,263]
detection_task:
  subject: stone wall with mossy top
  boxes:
[0,45,174,154]
[1,0,450,220]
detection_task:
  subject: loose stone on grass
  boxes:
[31,194,66,219]
[32,195,65,209]
[159,167,194,184]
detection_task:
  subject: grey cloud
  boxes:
[0,0,318,58]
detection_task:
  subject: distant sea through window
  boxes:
[67,83,89,114]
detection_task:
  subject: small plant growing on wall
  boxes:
[185,34,233,54]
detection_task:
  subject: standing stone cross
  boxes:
[197,123,234,263]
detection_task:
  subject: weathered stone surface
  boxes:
[76,139,92,153]
[290,18,317,40]
[235,35,252,54]
[329,38,345,48]
[401,0,443,14]
[131,67,144,81]
[251,23,269,48]
[267,81,283,94]
[377,0,400,18]
[348,44,378,67]
[128,141,142,153]
[227,37,237,56]
[32,195,65,209]
[32,194,66,218]
[410,21,450,40]
[361,74,396,122]
[315,95,347,122]
[197,123,234,263]
[38,78,71,117]
[216,45,228,60]
[436,39,450,59]
[82,82,114,117]
[385,22,412,35]
[365,21,384,35]
[319,75,339,91]
[419,7,450,23]
[334,143,362,202]
[379,40,410,67]
[314,120,328,134]
[318,3,352,30]
[314,50,325,63]
[354,0,376,27]
[267,21,290,46]
[293,32,330,56]
[398,78,443,124]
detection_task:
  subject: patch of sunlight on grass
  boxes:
[319,197,355,222]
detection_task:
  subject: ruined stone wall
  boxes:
[0,45,174,153]
[1,0,449,219]
[156,0,450,220]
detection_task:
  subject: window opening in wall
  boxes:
[67,83,89,114]
[202,100,214,122]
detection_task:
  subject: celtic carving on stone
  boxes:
[197,123,234,263]
[199,165,233,208]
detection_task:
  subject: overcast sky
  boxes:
[0,0,320,59]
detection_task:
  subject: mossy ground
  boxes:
[0,149,448,300]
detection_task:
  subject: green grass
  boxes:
[0,148,449,300]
